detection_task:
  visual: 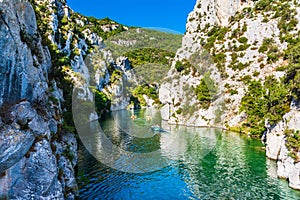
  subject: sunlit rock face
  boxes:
[0,0,50,106]
[266,102,300,190]
[159,0,253,128]
[159,0,300,191]
[188,0,253,29]
[0,0,78,198]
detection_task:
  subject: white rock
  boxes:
[143,95,155,107]
[161,104,170,121]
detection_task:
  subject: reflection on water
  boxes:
[78,109,300,199]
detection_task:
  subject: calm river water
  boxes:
[77,109,300,199]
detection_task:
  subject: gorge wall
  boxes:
[0,0,78,198]
[0,0,133,198]
[159,0,300,190]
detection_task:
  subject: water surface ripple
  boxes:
[78,109,300,199]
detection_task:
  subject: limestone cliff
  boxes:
[0,0,78,198]
[0,0,127,198]
[159,0,300,190]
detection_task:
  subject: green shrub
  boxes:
[203,26,228,49]
[235,43,251,51]
[259,38,273,53]
[284,64,300,99]
[285,129,300,161]
[254,0,273,11]
[110,70,123,83]
[94,90,110,114]
[240,76,291,137]
[204,36,217,49]
[229,89,238,95]
[242,22,248,32]
[224,83,231,89]
[176,108,182,115]
[175,61,184,72]
[238,36,248,44]
[276,66,287,71]
[240,81,267,136]
[230,62,250,71]
[195,72,218,109]
[239,75,252,84]
[61,16,68,25]
[124,48,174,67]
[175,59,193,74]
[212,52,226,63]
[207,26,220,37]
[131,84,160,107]
[216,27,229,40]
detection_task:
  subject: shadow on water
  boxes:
[78,109,300,200]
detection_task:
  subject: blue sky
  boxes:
[67,0,196,34]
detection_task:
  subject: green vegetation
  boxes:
[238,75,252,84]
[238,36,248,44]
[251,0,298,38]
[284,49,300,100]
[110,70,123,84]
[94,90,110,115]
[103,28,181,106]
[124,48,174,67]
[207,26,228,40]
[105,28,182,58]
[281,26,300,102]
[240,76,291,137]
[134,63,170,84]
[84,16,125,40]
[230,62,250,71]
[203,26,229,50]
[253,71,260,76]
[226,0,300,142]
[202,20,249,75]
[195,72,218,109]
[131,84,160,108]
[240,81,266,136]
[258,38,282,63]
[254,0,273,11]
[195,0,299,141]
[285,129,300,161]
[211,52,226,76]
[229,89,238,95]
[175,59,193,75]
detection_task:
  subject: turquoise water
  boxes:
[78,109,300,199]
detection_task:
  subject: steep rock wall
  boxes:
[159,0,300,190]
[0,0,78,198]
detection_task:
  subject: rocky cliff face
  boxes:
[0,0,129,198]
[265,101,300,190]
[0,0,50,106]
[0,0,78,198]
[160,0,300,190]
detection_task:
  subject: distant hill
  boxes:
[105,28,182,58]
